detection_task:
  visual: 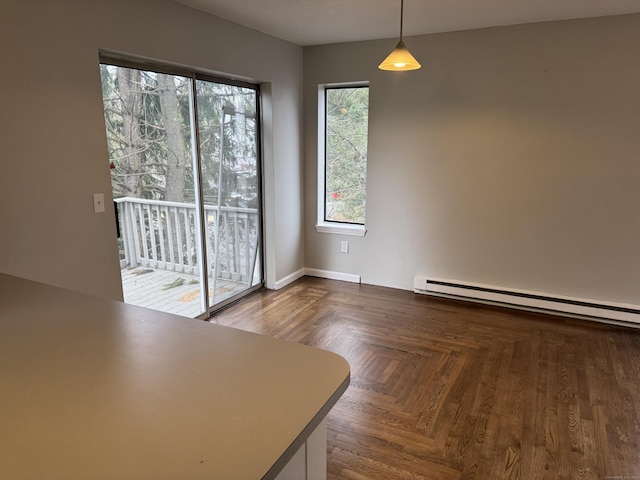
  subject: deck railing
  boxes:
[115,197,259,283]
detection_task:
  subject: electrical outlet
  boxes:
[340,241,349,253]
[93,193,105,214]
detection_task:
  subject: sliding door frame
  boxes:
[99,52,265,318]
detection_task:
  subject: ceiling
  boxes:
[174,0,640,46]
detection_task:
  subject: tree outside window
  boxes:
[325,86,369,225]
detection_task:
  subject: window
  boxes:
[99,57,263,317]
[317,84,369,236]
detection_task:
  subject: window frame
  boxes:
[316,82,368,237]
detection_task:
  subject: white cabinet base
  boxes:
[275,418,327,480]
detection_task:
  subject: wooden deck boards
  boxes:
[121,267,246,317]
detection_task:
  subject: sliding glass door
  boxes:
[194,80,262,311]
[100,60,262,318]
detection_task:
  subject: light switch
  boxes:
[93,193,105,214]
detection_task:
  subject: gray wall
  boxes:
[304,14,640,306]
[0,0,304,298]
[2,2,639,308]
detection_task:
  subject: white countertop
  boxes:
[0,273,349,479]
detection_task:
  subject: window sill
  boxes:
[315,223,366,237]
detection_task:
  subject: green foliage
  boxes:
[99,64,259,208]
[325,87,369,224]
[196,81,259,208]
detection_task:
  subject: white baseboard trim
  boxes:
[274,269,306,290]
[414,276,640,328]
[305,268,361,284]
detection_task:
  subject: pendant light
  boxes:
[378,0,421,71]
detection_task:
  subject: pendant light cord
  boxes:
[399,0,404,42]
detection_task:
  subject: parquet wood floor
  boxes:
[212,277,640,479]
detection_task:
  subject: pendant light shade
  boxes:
[378,0,421,71]
[378,41,421,71]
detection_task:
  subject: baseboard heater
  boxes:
[414,276,640,327]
